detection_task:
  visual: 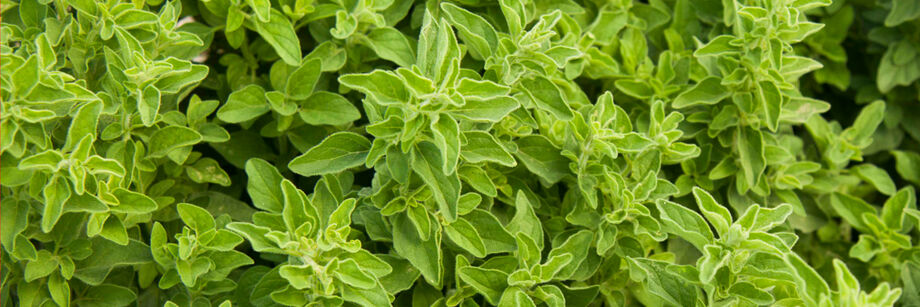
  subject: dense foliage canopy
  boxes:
[2,0,920,306]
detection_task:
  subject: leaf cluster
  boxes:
[2,0,920,306]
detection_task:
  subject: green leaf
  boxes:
[186,158,231,186]
[177,257,211,286]
[114,9,158,28]
[252,9,302,66]
[458,266,508,305]
[396,67,436,97]
[465,209,517,254]
[416,13,461,83]
[177,203,216,233]
[377,255,420,293]
[624,258,699,307]
[111,188,158,214]
[449,97,520,122]
[41,176,70,233]
[698,245,728,284]
[226,223,283,254]
[545,230,594,280]
[2,199,30,249]
[286,58,322,100]
[520,76,574,121]
[12,234,38,262]
[149,126,202,158]
[245,158,285,213]
[460,131,516,167]
[300,91,361,126]
[155,64,209,94]
[331,10,358,39]
[459,165,498,197]
[596,223,618,256]
[64,100,103,151]
[901,262,920,306]
[440,2,499,59]
[100,215,129,245]
[618,81,653,101]
[499,0,526,36]
[588,9,628,45]
[138,85,160,126]
[245,0,271,22]
[656,199,714,250]
[852,164,896,196]
[455,78,511,100]
[217,85,270,123]
[507,192,544,251]
[833,258,860,298]
[365,27,416,67]
[48,273,70,307]
[830,192,876,232]
[672,77,730,108]
[12,55,40,97]
[610,133,654,153]
[885,0,920,26]
[392,212,442,287]
[557,285,599,307]
[403,204,428,240]
[692,187,732,237]
[289,132,370,177]
[694,35,740,56]
[843,100,885,147]
[340,280,391,307]
[444,217,487,258]
[514,135,570,184]
[334,258,378,289]
[750,204,793,232]
[78,284,137,307]
[305,41,347,72]
[24,250,58,282]
[328,198,357,229]
[67,0,97,14]
[893,150,920,186]
[343,250,393,278]
[412,142,461,222]
[431,114,461,175]
[198,123,232,143]
[756,81,782,132]
[204,230,245,251]
[499,286,537,307]
[882,187,915,230]
[74,238,153,286]
[339,70,409,105]
[736,127,766,192]
[516,233,541,269]
[84,156,126,178]
[18,150,64,171]
[386,145,411,184]
[729,282,774,305]
[534,286,566,307]
[784,253,830,305]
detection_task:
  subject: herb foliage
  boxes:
[2,0,920,306]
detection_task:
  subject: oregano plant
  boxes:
[2,0,919,306]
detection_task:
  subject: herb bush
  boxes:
[2,0,920,305]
